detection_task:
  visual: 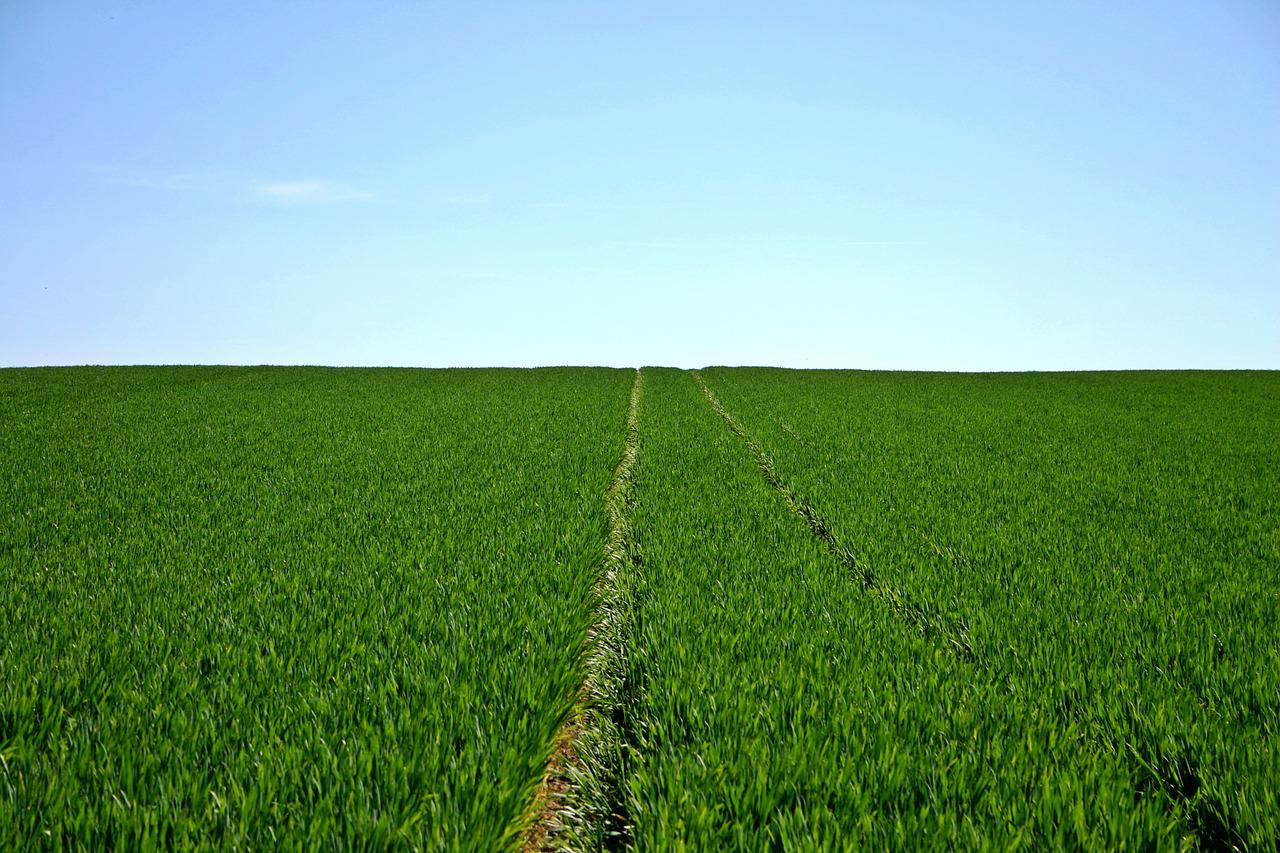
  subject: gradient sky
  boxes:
[2,1,1278,369]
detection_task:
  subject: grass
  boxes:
[2,365,1276,848]
[0,366,634,848]
[697,367,1280,848]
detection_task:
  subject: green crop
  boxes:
[2,366,1276,849]
[620,369,1192,849]
[0,366,634,848]
[690,367,1280,848]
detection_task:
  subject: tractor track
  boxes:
[692,371,976,660]
[516,369,643,852]
[690,370,1250,847]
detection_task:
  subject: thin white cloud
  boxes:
[107,172,216,192]
[102,169,374,204]
[255,180,375,204]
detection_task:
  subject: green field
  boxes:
[2,366,1277,849]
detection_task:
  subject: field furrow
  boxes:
[519,369,644,851]
[693,371,975,658]
[3,365,1276,848]
[620,368,1188,848]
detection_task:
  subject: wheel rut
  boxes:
[691,371,975,660]
[515,369,643,852]
[690,370,1246,845]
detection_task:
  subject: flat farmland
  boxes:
[0,367,635,847]
[1,366,1277,849]
[696,368,1280,848]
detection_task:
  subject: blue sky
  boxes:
[2,1,1277,369]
